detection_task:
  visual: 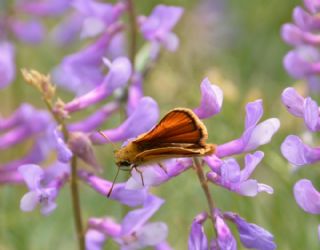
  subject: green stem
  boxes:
[70,156,85,250]
[127,0,137,71]
[193,157,218,235]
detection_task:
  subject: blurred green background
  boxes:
[1,0,320,249]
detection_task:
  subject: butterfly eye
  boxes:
[119,161,131,167]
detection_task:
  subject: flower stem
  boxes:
[193,157,218,233]
[127,0,137,71]
[70,156,85,250]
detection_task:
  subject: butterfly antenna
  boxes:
[107,166,121,198]
[98,131,117,150]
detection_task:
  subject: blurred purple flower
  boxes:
[207,151,273,196]
[62,56,131,111]
[52,25,124,94]
[0,42,15,89]
[126,73,144,115]
[90,97,159,144]
[78,170,147,207]
[18,164,67,215]
[68,101,119,132]
[51,129,72,163]
[0,107,52,150]
[193,78,223,119]
[214,213,237,250]
[224,212,276,250]
[86,195,168,249]
[139,5,184,51]
[216,100,280,158]
[281,135,320,166]
[282,1,320,90]
[10,19,44,44]
[17,0,70,17]
[188,212,208,250]
[294,179,320,214]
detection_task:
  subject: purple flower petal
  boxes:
[244,118,280,152]
[120,195,164,236]
[52,26,122,95]
[17,0,70,16]
[281,135,320,166]
[281,24,305,46]
[18,164,44,190]
[126,73,144,115]
[78,170,147,207]
[281,87,304,117]
[240,151,264,181]
[10,19,44,44]
[215,214,237,250]
[293,7,320,30]
[134,222,168,248]
[126,158,192,188]
[0,42,15,89]
[154,241,173,250]
[40,200,57,215]
[140,5,183,50]
[52,130,72,163]
[304,97,320,131]
[194,78,223,119]
[20,191,38,212]
[63,56,131,112]
[283,47,320,78]
[225,212,276,250]
[245,100,263,129]
[304,0,320,14]
[90,97,159,143]
[294,179,320,214]
[50,13,84,46]
[68,102,119,132]
[85,229,106,250]
[188,212,208,250]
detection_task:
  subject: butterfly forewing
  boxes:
[134,108,208,149]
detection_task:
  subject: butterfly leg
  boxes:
[131,165,145,186]
[158,162,168,174]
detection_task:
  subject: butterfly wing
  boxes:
[134,144,215,164]
[133,108,208,149]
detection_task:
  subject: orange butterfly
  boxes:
[101,108,215,196]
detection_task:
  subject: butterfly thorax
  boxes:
[114,141,141,168]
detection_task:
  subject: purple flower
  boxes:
[188,212,208,250]
[281,135,320,166]
[126,73,144,115]
[193,78,223,119]
[294,179,320,214]
[68,101,119,132]
[207,151,273,196]
[10,19,44,44]
[282,87,320,131]
[18,164,66,215]
[282,1,320,90]
[139,5,184,51]
[51,129,72,163]
[126,158,192,189]
[62,56,131,111]
[90,97,159,144]
[224,212,276,250]
[17,0,70,17]
[216,100,280,158]
[86,195,168,249]
[52,24,124,95]
[0,108,51,150]
[78,170,147,207]
[214,213,237,250]
[0,42,15,89]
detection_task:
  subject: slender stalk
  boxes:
[127,0,137,70]
[70,156,85,250]
[193,157,218,234]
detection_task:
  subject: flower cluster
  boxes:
[0,0,70,89]
[281,0,320,91]
[1,0,281,249]
[281,87,320,239]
